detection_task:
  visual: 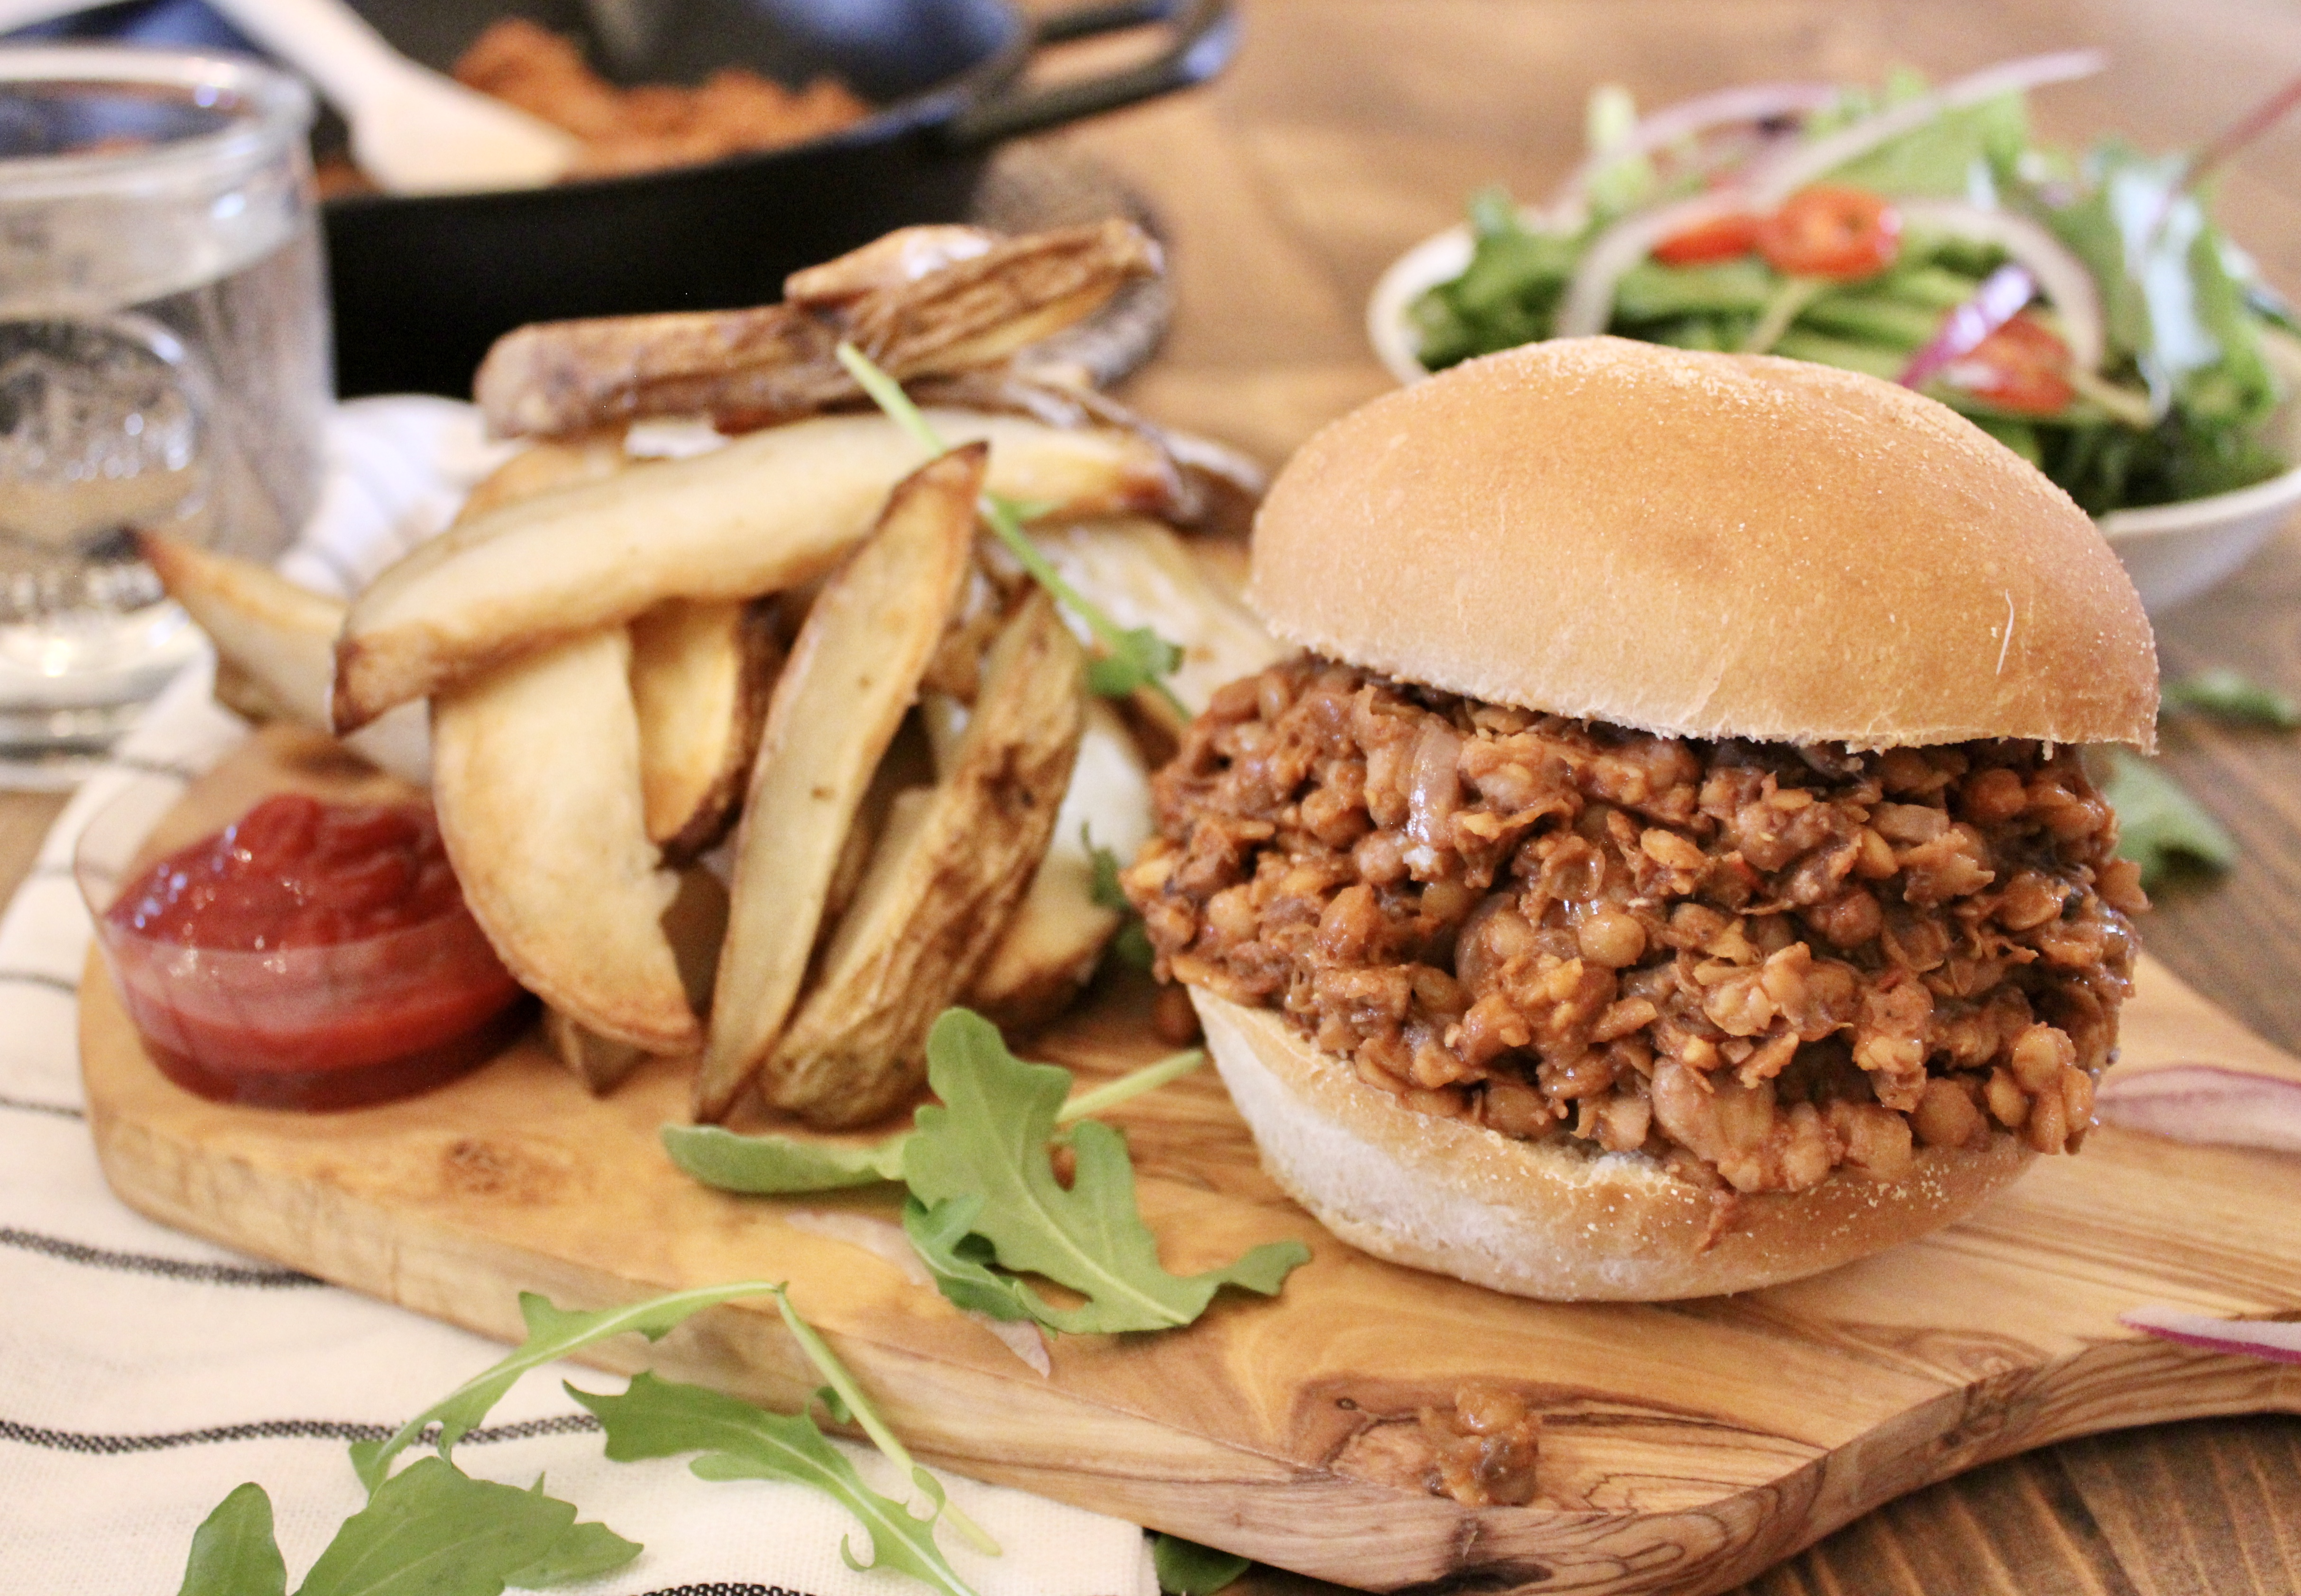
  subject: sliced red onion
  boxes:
[1899,262,2037,387]
[1553,189,1756,339]
[1749,50,2108,206]
[2119,1303,2301,1366]
[2094,1063,2301,1154]
[1893,198,2106,372]
[1549,81,1839,220]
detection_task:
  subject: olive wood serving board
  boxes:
[81,728,2301,1595]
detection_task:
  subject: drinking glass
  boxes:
[0,46,331,774]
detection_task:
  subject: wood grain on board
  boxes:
[81,730,2301,1594]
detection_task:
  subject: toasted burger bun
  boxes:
[1249,336,2157,751]
[1195,988,2036,1301]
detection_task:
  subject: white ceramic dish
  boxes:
[1366,222,2301,615]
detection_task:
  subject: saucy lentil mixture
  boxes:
[1124,659,2147,1197]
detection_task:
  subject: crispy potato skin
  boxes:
[471,220,1157,440]
[332,412,1175,730]
[761,589,1086,1127]
[692,445,985,1122]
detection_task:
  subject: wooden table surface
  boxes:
[19,2,2300,1590]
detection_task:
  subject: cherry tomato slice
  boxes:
[1756,186,1901,279]
[1652,212,1762,266]
[1948,315,2077,414]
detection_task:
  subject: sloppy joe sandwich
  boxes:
[1123,336,2158,1301]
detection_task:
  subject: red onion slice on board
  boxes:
[2094,1063,2301,1155]
[2119,1304,2301,1366]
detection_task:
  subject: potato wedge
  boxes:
[629,597,782,861]
[456,430,631,523]
[334,411,1175,729]
[472,222,1155,439]
[1031,516,1288,730]
[840,220,1161,382]
[542,866,729,1093]
[140,533,431,786]
[760,589,1085,1127]
[433,628,695,1053]
[782,224,998,308]
[476,303,845,440]
[967,698,1152,1029]
[692,445,985,1121]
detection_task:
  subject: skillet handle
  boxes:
[944,0,1238,149]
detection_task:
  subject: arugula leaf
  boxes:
[502,1519,644,1589]
[1150,1533,1254,1596]
[2162,667,2301,728]
[352,1282,778,1491]
[902,1011,1309,1333]
[296,1459,598,1596]
[2103,748,2238,888]
[1085,825,1154,970]
[834,341,1188,718]
[764,1285,998,1556]
[178,1482,287,1596]
[661,1123,908,1194]
[572,1374,984,1596]
[1826,89,2027,197]
[1086,626,1186,700]
[902,1195,1042,1322]
[664,1036,1202,1200]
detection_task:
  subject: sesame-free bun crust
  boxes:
[1249,338,2158,750]
[1194,988,2036,1301]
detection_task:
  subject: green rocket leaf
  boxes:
[902,1011,1308,1333]
[351,1281,778,1491]
[176,1482,287,1596]
[661,1123,910,1194]
[572,1374,984,1596]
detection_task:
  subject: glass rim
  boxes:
[0,44,313,196]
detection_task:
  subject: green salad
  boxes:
[1409,53,2301,514]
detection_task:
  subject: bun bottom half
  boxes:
[1192,988,2036,1302]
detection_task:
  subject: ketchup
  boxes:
[99,794,528,1110]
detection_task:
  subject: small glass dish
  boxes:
[75,782,529,1111]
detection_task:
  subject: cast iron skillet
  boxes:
[24,0,1235,396]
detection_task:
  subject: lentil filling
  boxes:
[1123,659,2147,1196]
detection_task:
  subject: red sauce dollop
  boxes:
[100,794,528,1110]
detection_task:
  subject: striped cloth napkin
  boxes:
[0,398,1161,1596]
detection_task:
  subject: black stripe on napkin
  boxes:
[0,970,77,996]
[0,1227,321,1287]
[0,1093,82,1119]
[0,1413,601,1455]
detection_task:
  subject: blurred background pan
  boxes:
[14,0,1237,396]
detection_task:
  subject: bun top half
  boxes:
[1248,337,2158,750]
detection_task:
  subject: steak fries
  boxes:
[694,445,985,1121]
[332,411,1178,728]
[760,590,1085,1126]
[152,220,1277,1128]
[432,628,697,1053]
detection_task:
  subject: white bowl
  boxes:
[1366,222,2301,615]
